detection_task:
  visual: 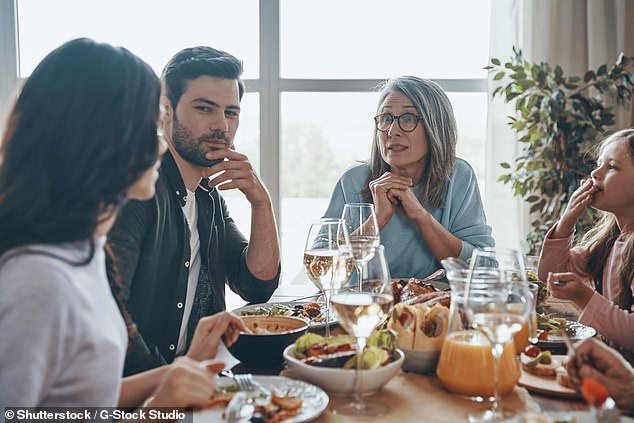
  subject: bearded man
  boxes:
[108,46,280,376]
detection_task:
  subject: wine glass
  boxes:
[465,248,533,423]
[330,245,392,417]
[303,218,354,338]
[341,203,380,290]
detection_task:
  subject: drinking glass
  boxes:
[330,245,392,417]
[341,203,380,290]
[465,248,532,422]
[303,218,354,338]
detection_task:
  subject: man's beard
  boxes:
[171,118,229,168]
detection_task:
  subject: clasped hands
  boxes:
[369,171,427,228]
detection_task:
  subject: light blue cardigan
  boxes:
[322,158,494,279]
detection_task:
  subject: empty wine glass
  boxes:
[465,248,532,423]
[330,245,392,417]
[303,218,354,337]
[341,203,380,290]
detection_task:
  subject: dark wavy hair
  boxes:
[0,38,160,255]
[161,45,244,108]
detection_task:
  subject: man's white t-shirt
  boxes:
[176,189,201,355]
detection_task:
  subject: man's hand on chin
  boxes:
[203,149,271,206]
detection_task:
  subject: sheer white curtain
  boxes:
[0,0,18,135]
[485,0,634,252]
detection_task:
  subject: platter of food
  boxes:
[197,375,329,423]
[518,344,580,398]
[536,314,596,349]
[522,411,628,423]
[232,301,336,329]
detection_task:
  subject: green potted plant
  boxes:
[487,48,634,254]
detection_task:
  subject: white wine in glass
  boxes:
[330,245,392,417]
[341,203,380,289]
[303,218,354,337]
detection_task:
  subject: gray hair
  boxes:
[362,76,457,208]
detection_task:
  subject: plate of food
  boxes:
[536,313,597,349]
[518,345,579,398]
[232,301,336,329]
[522,411,631,423]
[197,375,329,423]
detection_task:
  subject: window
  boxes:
[16,0,259,78]
[6,0,491,286]
[281,0,490,79]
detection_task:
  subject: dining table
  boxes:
[218,282,633,422]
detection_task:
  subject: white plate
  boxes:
[232,301,337,329]
[525,411,634,423]
[193,375,329,423]
[537,321,597,349]
[518,355,579,399]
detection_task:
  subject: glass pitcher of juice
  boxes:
[512,282,538,353]
[436,267,520,399]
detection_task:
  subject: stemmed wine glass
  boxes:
[330,245,392,417]
[465,248,533,423]
[341,203,380,290]
[303,218,355,338]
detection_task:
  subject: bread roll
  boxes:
[387,303,418,349]
[413,303,449,351]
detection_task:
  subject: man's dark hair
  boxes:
[161,46,244,107]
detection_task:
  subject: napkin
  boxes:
[216,341,240,370]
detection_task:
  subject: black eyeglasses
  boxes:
[374,113,423,132]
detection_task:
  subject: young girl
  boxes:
[538,128,634,362]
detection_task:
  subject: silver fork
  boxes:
[235,373,271,397]
[220,369,250,391]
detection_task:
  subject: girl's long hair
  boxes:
[582,128,634,311]
[0,38,161,343]
[361,76,457,208]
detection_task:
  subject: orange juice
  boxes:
[513,311,537,353]
[511,303,537,353]
[436,330,520,397]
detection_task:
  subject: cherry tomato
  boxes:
[523,345,542,358]
[537,330,548,341]
[581,378,609,408]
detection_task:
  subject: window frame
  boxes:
[1,0,489,275]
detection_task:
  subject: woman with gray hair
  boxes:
[323,76,494,278]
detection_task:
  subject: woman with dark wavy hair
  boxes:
[323,76,494,278]
[0,38,243,411]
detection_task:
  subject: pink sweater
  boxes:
[538,227,633,358]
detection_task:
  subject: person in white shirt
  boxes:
[0,38,245,415]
